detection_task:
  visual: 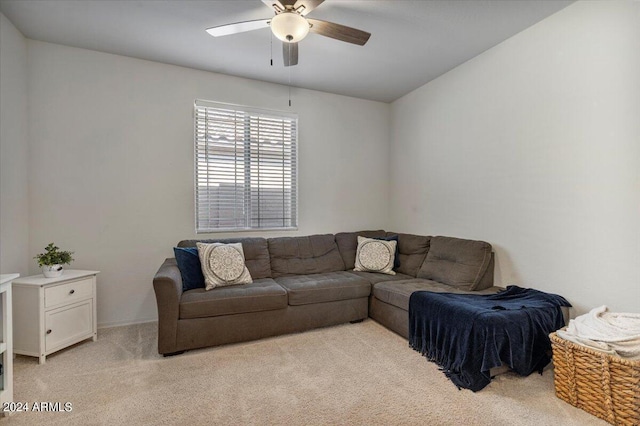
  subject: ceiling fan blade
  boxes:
[206,19,270,37]
[293,0,324,15]
[307,19,371,46]
[283,42,299,67]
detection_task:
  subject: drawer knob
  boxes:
[46,329,52,335]
[69,289,75,294]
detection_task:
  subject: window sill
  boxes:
[196,227,298,234]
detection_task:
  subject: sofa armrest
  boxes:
[153,258,183,354]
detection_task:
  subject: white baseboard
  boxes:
[98,317,157,329]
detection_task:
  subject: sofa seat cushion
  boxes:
[349,271,413,285]
[268,234,346,278]
[179,278,287,319]
[275,272,371,306]
[373,279,501,311]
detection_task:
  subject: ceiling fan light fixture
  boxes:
[270,12,309,43]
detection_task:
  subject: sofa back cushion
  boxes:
[416,236,492,290]
[177,237,271,279]
[335,230,387,269]
[268,234,346,277]
[385,232,431,277]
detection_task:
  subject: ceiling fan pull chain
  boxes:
[270,31,273,66]
[288,66,292,107]
[288,43,292,107]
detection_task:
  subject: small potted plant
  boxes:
[35,243,74,278]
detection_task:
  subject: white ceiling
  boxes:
[0,0,573,103]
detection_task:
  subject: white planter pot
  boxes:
[42,265,64,278]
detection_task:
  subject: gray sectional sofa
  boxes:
[153,230,498,356]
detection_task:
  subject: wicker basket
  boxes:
[549,332,640,426]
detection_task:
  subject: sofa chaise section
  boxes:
[369,236,498,339]
[370,278,500,339]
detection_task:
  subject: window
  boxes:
[194,100,298,232]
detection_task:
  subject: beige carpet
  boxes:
[5,320,604,426]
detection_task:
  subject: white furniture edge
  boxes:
[0,273,19,416]
[12,270,100,286]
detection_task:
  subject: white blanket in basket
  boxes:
[556,305,640,360]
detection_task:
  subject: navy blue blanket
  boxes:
[408,286,570,391]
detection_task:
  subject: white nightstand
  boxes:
[13,270,99,364]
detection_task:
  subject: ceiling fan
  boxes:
[206,0,371,67]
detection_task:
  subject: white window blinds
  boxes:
[194,100,298,232]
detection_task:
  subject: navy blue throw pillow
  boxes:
[174,247,205,291]
[373,235,401,270]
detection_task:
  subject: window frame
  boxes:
[193,99,299,233]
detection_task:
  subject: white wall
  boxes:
[26,41,390,326]
[390,1,640,315]
[8,0,638,326]
[0,13,29,276]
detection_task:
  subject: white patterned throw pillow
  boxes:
[196,242,253,290]
[353,236,396,275]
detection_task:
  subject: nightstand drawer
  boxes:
[44,278,93,308]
